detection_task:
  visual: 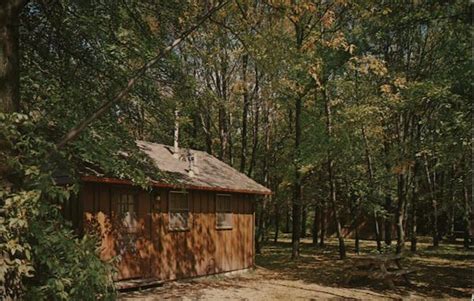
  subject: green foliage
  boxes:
[0,113,115,299]
[25,223,116,300]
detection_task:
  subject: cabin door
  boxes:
[114,190,151,280]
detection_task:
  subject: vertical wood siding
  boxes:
[80,183,255,281]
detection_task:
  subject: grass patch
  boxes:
[256,235,474,298]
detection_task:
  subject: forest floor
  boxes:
[119,236,473,300]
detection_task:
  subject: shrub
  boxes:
[0,113,116,299]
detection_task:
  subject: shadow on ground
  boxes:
[256,237,474,299]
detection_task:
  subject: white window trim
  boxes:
[168,191,190,231]
[216,194,233,230]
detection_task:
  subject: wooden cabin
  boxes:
[67,141,271,281]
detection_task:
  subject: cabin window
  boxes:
[169,191,189,231]
[118,193,138,233]
[216,194,232,229]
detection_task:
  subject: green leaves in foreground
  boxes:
[0,113,115,300]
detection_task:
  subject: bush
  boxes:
[0,113,116,299]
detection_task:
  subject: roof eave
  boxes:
[81,175,272,195]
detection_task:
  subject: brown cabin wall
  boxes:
[79,182,255,281]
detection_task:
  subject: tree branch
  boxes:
[56,0,230,148]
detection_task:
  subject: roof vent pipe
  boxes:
[187,151,199,177]
[173,109,179,158]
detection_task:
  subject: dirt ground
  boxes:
[119,237,474,300]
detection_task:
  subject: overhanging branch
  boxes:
[56,0,230,148]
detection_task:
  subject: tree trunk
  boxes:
[374,210,382,252]
[324,87,346,259]
[354,212,360,255]
[200,80,213,155]
[384,195,393,246]
[410,166,419,253]
[361,124,378,252]
[320,199,326,247]
[329,159,345,259]
[383,141,393,246]
[255,198,266,254]
[463,180,471,249]
[349,193,360,254]
[240,54,249,172]
[424,157,439,248]
[312,202,319,246]
[285,208,291,233]
[291,96,302,259]
[204,109,213,154]
[396,174,407,254]
[274,202,280,243]
[410,197,417,252]
[258,96,271,251]
[354,222,360,255]
[247,66,260,177]
[0,0,23,113]
[448,204,455,240]
[301,202,307,238]
[447,167,455,240]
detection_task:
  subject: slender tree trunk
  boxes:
[240,54,249,172]
[274,202,280,243]
[320,199,326,247]
[463,180,471,249]
[411,122,421,252]
[384,195,393,245]
[354,225,360,255]
[200,78,213,155]
[0,0,24,113]
[228,112,234,166]
[438,171,445,242]
[361,125,379,252]
[301,202,307,238]
[312,202,319,246]
[374,210,382,252]
[396,174,407,254]
[257,98,271,251]
[353,204,360,255]
[383,142,393,246]
[432,180,439,247]
[204,109,213,154]
[410,163,419,252]
[410,194,418,252]
[216,72,227,161]
[286,207,291,233]
[328,157,345,259]
[448,204,455,240]
[424,157,439,247]
[291,95,302,259]
[447,166,455,240]
[324,87,345,259]
[247,66,260,177]
[349,193,360,254]
[255,197,267,254]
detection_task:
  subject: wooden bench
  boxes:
[345,254,419,289]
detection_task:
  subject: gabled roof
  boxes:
[83,141,271,195]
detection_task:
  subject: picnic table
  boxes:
[345,254,418,289]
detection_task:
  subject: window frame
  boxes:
[215,194,233,230]
[168,191,190,231]
[117,192,139,234]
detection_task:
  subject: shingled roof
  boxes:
[128,141,270,195]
